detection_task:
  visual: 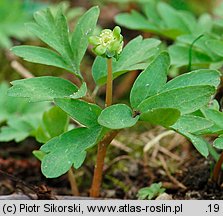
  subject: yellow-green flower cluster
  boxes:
[89,26,123,59]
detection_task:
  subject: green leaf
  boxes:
[98,104,139,129]
[71,6,99,72]
[200,108,223,134]
[157,2,190,35]
[92,36,160,85]
[170,115,212,157]
[55,98,102,128]
[24,6,98,77]
[31,8,74,66]
[8,76,78,102]
[41,127,101,178]
[213,137,223,149]
[115,10,159,33]
[137,183,165,200]
[11,46,73,72]
[130,52,170,108]
[36,106,68,143]
[0,125,31,142]
[168,44,213,67]
[54,8,74,65]
[138,85,215,115]
[0,118,34,142]
[161,69,220,92]
[0,82,50,142]
[206,40,223,57]
[171,115,213,134]
[181,132,209,157]
[68,82,87,99]
[140,108,180,127]
[33,150,46,161]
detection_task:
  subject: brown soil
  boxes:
[0,128,222,200]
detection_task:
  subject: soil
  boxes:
[0,128,222,200]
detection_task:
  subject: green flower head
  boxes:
[89,26,123,59]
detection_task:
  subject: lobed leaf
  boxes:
[213,137,223,149]
[171,115,213,134]
[11,46,73,72]
[35,106,69,143]
[181,132,209,157]
[157,2,191,35]
[115,10,159,33]
[161,69,220,92]
[55,98,102,128]
[98,104,139,129]
[138,85,215,115]
[8,76,78,102]
[71,6,99,72]
[41,127,102,178]
[130,52,170,108]
[200,108,223,134]
[140,108,180,127]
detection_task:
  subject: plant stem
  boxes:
[213,151,223,183]
[188,34,204,71]
[90,130,119,197]
[105,58,113,107]
[90,58,114,198]
[67,168,79,196]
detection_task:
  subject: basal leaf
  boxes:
[140,108,180,127]
[8,76,78,102]
[92,36,160,85]
[55,98,102,128]
[98,104,139,129]
[11,46,73,72]
[138,85,215,115]
[41,127,101,178]
[130,52,170,108]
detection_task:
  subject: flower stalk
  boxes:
[89,26,123,197]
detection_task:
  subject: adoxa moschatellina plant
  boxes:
[8,5,221,197]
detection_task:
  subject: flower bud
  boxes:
[89,26,123,59]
